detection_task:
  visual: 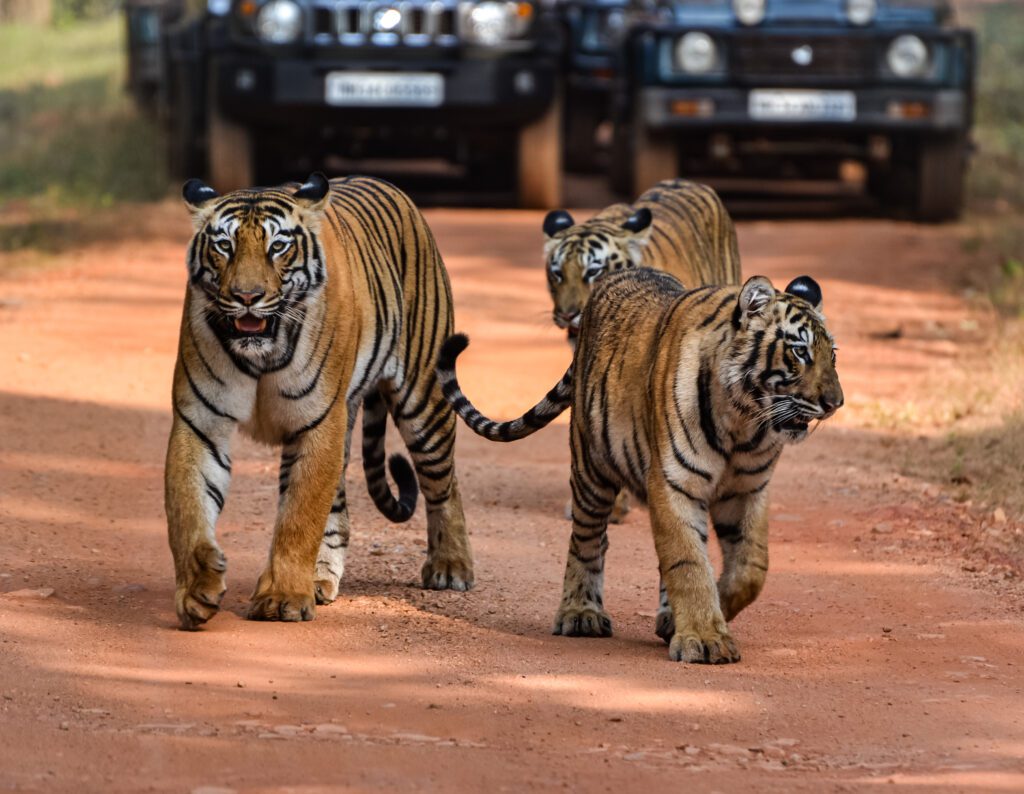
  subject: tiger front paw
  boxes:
[247,571,316,622]
[668,626,740,664]
[552,605,613,637]
[175,541,227,631]
[421,555,474,592]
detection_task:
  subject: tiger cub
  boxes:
[166,173,473,630]
[438,269,843,663]
[542,179,741,345]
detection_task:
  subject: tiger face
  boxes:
[542,208,653,341]
[182,176,330,365]
[727,275,844,443]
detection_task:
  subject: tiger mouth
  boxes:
[775,416,810,433]
[230,313,276,339]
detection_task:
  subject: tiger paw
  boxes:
[668,627,740,664]
[552,605,613,637]
[313,556,344,605]
[609,491,631,524]
[314,578,339,605]
[421,556,474,592]
[655,607,674,644]
[175,541,227,631]
[247,584,316,622]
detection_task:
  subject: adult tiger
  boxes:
[542,179,741,345]
[438,269,843,663]
[166,173,473,631]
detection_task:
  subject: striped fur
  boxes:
[543,179,741,343]
[166,174,473,630]
[438,269,843,663]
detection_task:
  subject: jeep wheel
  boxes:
[632,123,679,199]
[208,91,255,192]
[915,134,967,223]
[518,89,563,209]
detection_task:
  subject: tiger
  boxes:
[166,173,474,631]
[542,179,742,346]
[437,269,843,663]
[542,178,743,523]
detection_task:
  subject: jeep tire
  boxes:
[518,88,563,209]
[208,77,255,192]
[915,134,967,223]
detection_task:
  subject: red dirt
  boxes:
[0,203,1022,792]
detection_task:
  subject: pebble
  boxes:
[993,508,1008,524]
[872,522,894,535]
[313,724,349,736]
[3,587,54,599]
[707,743,752,758]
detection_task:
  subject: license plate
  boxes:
[325,71,444,107]
[748,89,856,121]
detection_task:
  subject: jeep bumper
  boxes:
[212,53,558,129]
[640,87,970,133]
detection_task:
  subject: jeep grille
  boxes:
[732,35,875,81]
[315,2,459,47]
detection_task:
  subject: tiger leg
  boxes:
[566,489,629,523]
[248,403,347,622]
[313,411,357,605]
[712,490,770,621]
[552,454,615,638]
[165,409,235,630]
[390,387,474,591]
[648,472,740,663]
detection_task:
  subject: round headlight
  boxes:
[256,0,303,44]
[887,34,929,78]
[676,32,718,74]
[846,0,876,26]
[465,2,512,45]
[373,7,403,32]
[733,0,765,26]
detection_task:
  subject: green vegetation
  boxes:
[967,1,1024,315]
[0,15,167,243]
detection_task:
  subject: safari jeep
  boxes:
[154,0,565,207]
[610,0,975,221]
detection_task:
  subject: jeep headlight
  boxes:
[256,0,303,44]
[733,0,765,26]
[460,1,533,46]
[846,0,876,25]
[675,32,718,74]
[887,34,929,78]
[373,6,403,32]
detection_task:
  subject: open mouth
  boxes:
[231,313,274,338]
[776,416,810,434]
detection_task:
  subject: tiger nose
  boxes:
[820,391,844,414]
[556,310,579,324]
[231,287,265,306]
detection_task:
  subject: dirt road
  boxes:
[0,202,1021,792]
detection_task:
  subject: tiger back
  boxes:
[542,179,742,342]
[166,173,473,631]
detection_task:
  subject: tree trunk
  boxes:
[0,0,52,25]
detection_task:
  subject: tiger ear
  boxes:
[784,275,823,312]
[294,172,331,212]
[622,207,653,263]
[182,179,219,229]
[183,179,218,210]
[621,207,652,234]
[738,275,776,320]
[543,210,574,238]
